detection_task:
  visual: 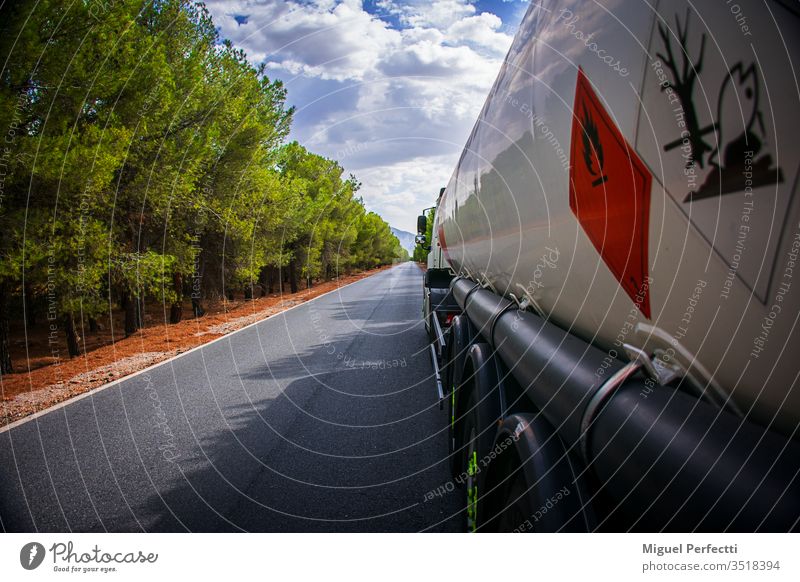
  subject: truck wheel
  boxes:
[482,413,593,532]
[457,343,504,531]
[446,314,474,479]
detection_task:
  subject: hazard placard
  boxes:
[569,68,652,318]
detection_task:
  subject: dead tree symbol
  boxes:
[657,9,715,168]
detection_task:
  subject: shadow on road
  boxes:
[141,359,463,532]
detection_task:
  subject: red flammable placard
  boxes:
[569,68,652,318]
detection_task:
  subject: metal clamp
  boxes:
[579,359,644,463]
[514,283,546,318]
[489,300,519,349]
[622,343,680,386]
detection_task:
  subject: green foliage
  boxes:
[276,142,404,280]
[412,207,435,262]
[114,251,179,305]
[0,0,402,361]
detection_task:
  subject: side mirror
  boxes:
[415,234,427,246]
[416,214,427,235]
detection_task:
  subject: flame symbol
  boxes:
[581,105,607,186]
[28,545,38,566]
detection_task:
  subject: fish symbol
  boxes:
[713,63,762,169]
[688,62,783,201]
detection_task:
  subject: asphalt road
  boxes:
[0,262,462,532]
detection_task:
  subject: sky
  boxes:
[204,0,529,233]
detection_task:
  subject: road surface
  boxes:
[0,263,462,532]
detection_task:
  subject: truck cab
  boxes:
[417,188,457,339]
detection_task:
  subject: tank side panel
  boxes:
[438,0,800,432]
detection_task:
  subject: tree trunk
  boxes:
[123,292,138,337]
[64,313,80,357]
[289,261,298,294]
[267,267,275,294]
[258,267,268,297]
[307,276,312,289]
[88,317,98,332]
[244,285,252,300]
[191,297,205,318]
[0,282,12,374]
[191,269,204,317]
[170,272,183,324]
[137,297,144,329]
[169,303,182,324]
[24,282,35,327]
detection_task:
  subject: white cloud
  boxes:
[447,12,513,55]
[205,0,518,232]
[354,154,457,229]
[208,0,400,81]
[380,0,477,30]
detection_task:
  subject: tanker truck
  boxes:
[417,0,800,532]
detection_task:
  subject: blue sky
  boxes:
[204,0,529,233]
